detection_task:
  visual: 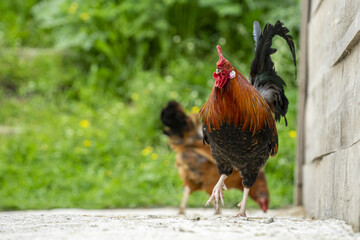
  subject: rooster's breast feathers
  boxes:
[200,69,277,137]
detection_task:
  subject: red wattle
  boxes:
[213,72,227,88]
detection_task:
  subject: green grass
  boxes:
[0,96,179,209]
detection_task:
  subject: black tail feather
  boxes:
[253,21,261,51]
[250,20,296,126]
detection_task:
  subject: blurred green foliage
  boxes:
[0,0,300,210]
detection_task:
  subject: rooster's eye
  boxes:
[216,69,220,74]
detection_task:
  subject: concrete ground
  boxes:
[0,207,359,240]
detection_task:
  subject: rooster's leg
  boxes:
[205,174,227,212]
[179,186,191,215]
[211,200,221,215]
[235,187,250,217]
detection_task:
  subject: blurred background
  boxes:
[0,0,300,210]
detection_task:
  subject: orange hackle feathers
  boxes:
[200,69,277,142]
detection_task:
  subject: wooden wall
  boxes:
[298,0,360,231]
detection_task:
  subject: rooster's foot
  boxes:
[205,174,227,212]
[178,208,185,215]
[234,187,250,217]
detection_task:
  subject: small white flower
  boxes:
[229,70,236,79]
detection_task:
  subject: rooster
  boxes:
[161,101,270,214]
[199,21,296,217]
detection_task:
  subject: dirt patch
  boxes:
[0,207,359,240]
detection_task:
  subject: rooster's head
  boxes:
[213,45,235,88]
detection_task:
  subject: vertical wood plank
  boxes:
[295,0,311,206]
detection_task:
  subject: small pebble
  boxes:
[260,217,274,224]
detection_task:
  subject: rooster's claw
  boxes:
[205,175,228,211]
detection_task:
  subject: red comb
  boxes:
[217,45,223,58]
[216,45,227,67]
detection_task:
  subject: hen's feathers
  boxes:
[250,20,296,125]
[161,101,190,138]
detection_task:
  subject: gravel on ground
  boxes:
[0,207,359,240]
